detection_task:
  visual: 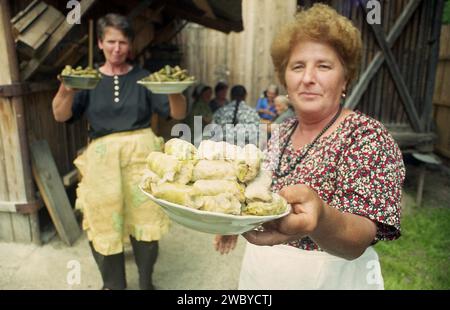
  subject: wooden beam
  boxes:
[11,1,47,38]
[53,35,88,68]
[390,131,436,149]
[0,0,40,244]
[193,0,217,19]
[30,140,81,246]
[347,0,423,110]
[21,0,97,80]
[0,0,34,203]
[127,0,155,20]
[0,199,43,214]
[0,81,58,97]
[164,1,242,33]
[421,0,445,131]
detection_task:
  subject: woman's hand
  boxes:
[243,184,325,246]
[168,93,187,120]
[214,235,238,255]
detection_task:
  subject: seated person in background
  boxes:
[266,95,296,137]
[273,95,295,124]
[255,84,278,122]
[185,84,213,136]
[209,82,229,113]
[213,85,261,145]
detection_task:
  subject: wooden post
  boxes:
[0,0,40,243]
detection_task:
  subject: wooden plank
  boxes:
[12,1,47,38]
[16,6,65,58]
[29,212,40,244]
[165,0,242,33]
[0,200,17,212]
[193,0,217,19]
[390,131,436,148]
[0,213,14,242]
[133,21,155,57]
[421,0,445,131]
[10,213,32,243]
[11,0,39,24]
[0,0,36,205]
[0,113,8,199]
[0,80,59,97]
[347,0,423,110]
[30,140,80,246]
[21,0,97,80]
[433,104,450,158]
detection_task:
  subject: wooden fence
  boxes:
[178,0,444,152]
[433,24,450,158]
[176,0,297,107]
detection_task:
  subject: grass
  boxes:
[374,205,450,290]
[444,0,450,24]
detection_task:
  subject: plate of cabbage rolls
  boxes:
[140,139,291,234]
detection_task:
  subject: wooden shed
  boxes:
[179,0,445,152]
[0,0,244,243]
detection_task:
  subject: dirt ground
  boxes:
[0,222,246,290]
[0,154,448,290]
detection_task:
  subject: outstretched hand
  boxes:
[243,184,325,246]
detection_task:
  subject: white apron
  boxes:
[239,242,384,290]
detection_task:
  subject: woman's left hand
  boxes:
[242,184,325,246]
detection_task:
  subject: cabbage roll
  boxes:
[150,182,197,208]
[146,152,180,182]
[193,180,245,202]
[141,169,162,192]
[194,193,242,215]
[197,140,241,160]
[173,160,194,185]
[192,160,236,181]
[197,140,224,160]
[245,169,272,202]
[242,193,288,216]
[164,138,198,162]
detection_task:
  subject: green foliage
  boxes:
[444,0,450,24]
[375,207,450,289]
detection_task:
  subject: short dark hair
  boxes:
[214,82,228,94]
[230,85,247,102]
[97,13,134,41]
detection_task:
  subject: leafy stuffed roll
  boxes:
[194,193,242,215]
[193,180,245,202]
[149,182,197,208]
[244,169,272,202]
[146,152,181,182]
[164,138,198,162]
[242,193,288,216]
[192,160,237,181]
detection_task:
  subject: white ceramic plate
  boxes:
[139,185,291,235]
[137,80,195,94]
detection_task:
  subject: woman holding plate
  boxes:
[215,4,405,290]
[52,13,186,290]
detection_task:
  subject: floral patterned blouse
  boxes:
[263,111,405,251]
